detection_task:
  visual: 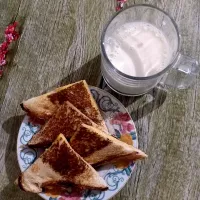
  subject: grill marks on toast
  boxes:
[21,80,106,130]
[70,125,111,158]
[70,124,147,166]
[42,136,86,176]
[28,101,97,148]
[16,134,108,193]
[48,81,91,107]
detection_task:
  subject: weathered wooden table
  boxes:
[0,0,200,199]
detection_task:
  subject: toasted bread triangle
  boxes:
[21,80,107,130]
[28,101,105,148]
[16,134,108,193]
[70,124,147,166]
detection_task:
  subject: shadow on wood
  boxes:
[1,115,41,200]
[42,54,102,94]
[60,54,102,87]
[130,87,167,121]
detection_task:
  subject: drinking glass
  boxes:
[101,4,199,96]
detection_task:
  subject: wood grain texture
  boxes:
[0,0,199,200]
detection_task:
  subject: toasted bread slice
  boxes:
[21,80,107,130]
[16,134,108,193]
[28,101,104,148]
[70,124,147,166]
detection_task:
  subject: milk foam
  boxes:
[104,22,173,77]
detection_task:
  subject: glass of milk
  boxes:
[101,4,199,96]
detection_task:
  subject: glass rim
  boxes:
[101,4,181,80]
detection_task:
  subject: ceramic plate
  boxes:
[17,86,138,200]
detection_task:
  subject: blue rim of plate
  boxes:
[17,86,138,200]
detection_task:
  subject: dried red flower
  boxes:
[0,22,19,77]
[116,0,127,11]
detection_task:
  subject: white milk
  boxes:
[104,22,173,77]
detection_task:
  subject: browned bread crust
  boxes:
[16,134,108,193]
[21,80,107,130]
[70,124,147,166]
[28,101,105,148]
